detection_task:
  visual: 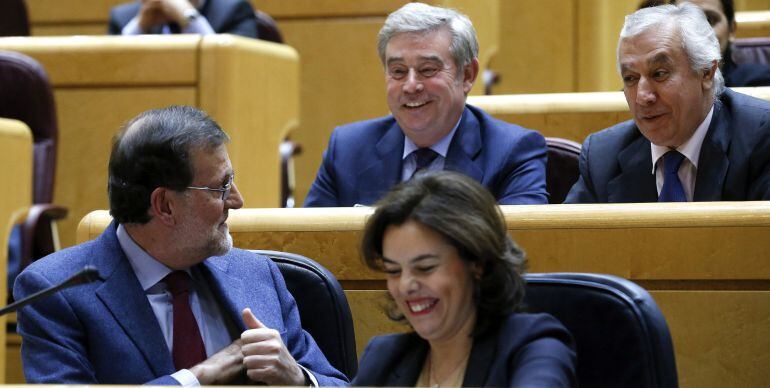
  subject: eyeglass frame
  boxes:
[185,173,235,201]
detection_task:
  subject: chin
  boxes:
[209,231,233,257]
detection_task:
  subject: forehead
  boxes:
[619,24,686,70]
[385,28,453,62]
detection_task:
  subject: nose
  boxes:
[226,182,244,209]
[402,68,424,94]
[398,271,419,295]
[635,77,657,106]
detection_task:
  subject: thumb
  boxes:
[242,307,266,329]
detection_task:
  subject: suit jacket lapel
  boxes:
[608,134,658,202]
[357,121,404,204]
[462,330,497,386]
[94,224,174,377]
[694,101,730,200]
[387,335,428,386]
[201,257,247,333]
[445,107,483,182]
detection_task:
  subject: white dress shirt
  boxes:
[651,106,714,202]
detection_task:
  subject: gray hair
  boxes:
[618,2,724,97]
[377,3,478,70]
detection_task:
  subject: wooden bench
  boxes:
[0,118,32,383]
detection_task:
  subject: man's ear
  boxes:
[149,187,177,226]
[462,58,480,94]
[702,60,718,90]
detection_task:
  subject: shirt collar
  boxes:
[650,105,714,173]
[116,223,176,291]
[402,113,463,160]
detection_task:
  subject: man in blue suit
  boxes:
[565,3,770,203]
[304,4,548,207]
[14,106,347,385]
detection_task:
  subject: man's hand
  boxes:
[241,308,306,386]
[159,0,197,27]
[137,0,169,32]
[137,0,197,31]
[188,339,245,385]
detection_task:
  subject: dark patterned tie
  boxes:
[658,150,687,202]
[164,271,206,370]
[410,148,439,179]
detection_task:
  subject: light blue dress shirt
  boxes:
[116,224,232,386]
[400,114,462,182]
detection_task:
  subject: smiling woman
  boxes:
[353,171,577,387]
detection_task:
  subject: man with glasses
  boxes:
[13,106,348,385]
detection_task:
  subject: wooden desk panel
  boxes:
[0,119,33,383]
[0,35,298,247]
[468,86,770,143]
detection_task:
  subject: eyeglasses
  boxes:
[186,173,234,201]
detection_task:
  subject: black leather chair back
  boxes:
[0,0,30,37]
[523,273,678,388]
[0,50,58,204]
[732,37,770,66]
[255,10,284,43]
[251,250,358,379]
[545,137,581,204]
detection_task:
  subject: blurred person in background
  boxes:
[108,0,258,38]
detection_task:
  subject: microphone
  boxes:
[0,266,100,316]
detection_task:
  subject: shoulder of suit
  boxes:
[331,115,399,138]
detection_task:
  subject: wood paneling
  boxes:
[0,119,33,383]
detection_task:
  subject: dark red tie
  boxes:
[164,271,206,370]
[411,148,439,179]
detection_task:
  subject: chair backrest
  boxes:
[251,250,358,379]
[545,137,581,204]
[731,37,770,65]
[0,0,30,37]
[255,10,284,44]
[0,50,58,204]
[523,273,678,388]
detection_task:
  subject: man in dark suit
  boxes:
[565,3,770,203]
[108,0,258,38]
[14,106,347,385]
[304,4,547,207]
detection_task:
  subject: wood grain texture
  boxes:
[0,119,33,383]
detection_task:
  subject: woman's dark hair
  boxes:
[361,171,527,336]
[107,105,228,224]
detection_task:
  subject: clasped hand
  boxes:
[189,307,305,385]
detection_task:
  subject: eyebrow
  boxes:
[647,52,674,68]
[381,254,439,265]
[386,55,445,67]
